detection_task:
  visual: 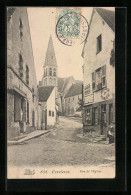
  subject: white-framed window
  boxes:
[96,68,102,90]
[92,65,106,91]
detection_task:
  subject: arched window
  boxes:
[44,69,46,77]
[50,78,52,85]
[19,53,23,78]
[54,78,56,85]
[49,68,52,76]
[26,65,29,85]
[46,68,47,76]
[53,68,56,76]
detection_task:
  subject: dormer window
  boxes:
[96,34,102,54]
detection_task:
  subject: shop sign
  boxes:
[101,88,110,100]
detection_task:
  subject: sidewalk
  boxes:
[8,130,50,146]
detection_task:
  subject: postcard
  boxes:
[7,7,115,179]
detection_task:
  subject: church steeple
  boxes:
[44,35,57,68]
[42,36,58,96]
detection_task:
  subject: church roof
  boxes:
[58,76,73,93]
[65,82,82,98]
[82,8,115,58]
[38,86,54,102]
[44,36,57,67]
[95,8,115,32]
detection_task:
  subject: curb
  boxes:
[8,131,50,146]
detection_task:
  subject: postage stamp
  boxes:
[56,8,89,46]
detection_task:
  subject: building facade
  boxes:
[38,86,56,129]
[82,8,115,136]
[57,76,75,114]
[65,82,82,116]
[7,8,39,140]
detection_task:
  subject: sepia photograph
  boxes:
[7,7,115,179]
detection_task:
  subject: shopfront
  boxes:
[83,99,115,136]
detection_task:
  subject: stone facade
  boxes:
[82,8,115,136]
[7,7,40,140]
[65,94,82,116]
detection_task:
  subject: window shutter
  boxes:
[14,93,21,121]
[102,65,106,88]
[102,65,106,76]
[92,72,96,91]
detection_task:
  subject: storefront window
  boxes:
[85,108,91,125]
[92,107,98,125]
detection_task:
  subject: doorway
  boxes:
[32,110,35,127]
[101,104,106,135]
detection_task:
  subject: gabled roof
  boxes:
[82,8,115,58]
[44,36,57,67]
[65,82,82,98]
[95,8,115,32]
[58,76,74,93]
[38,86,54,102]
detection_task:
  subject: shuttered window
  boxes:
[92,65,106,92]
[92,72,96,91]
[102,65,106,88]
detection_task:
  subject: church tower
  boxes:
[42,36,58,97]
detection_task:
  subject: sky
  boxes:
[27,7,115,83]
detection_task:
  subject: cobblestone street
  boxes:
[8,117,115,168]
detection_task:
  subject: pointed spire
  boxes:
[44,35,57,67]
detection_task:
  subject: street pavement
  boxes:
[8,116,115,168]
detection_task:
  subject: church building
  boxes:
[41,36,58,97]
[39,36,83,117]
